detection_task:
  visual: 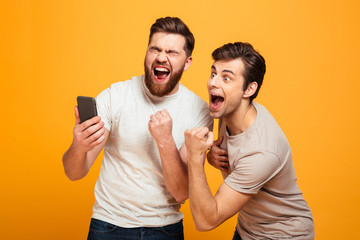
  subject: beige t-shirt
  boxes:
[220,102,314,239]
[92,75,213,227]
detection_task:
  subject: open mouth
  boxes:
[210,94,224,109]
[154,67,170,81]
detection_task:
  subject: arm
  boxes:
[62,106,108,181]
[185,127,252,231]
[148,109,188,202]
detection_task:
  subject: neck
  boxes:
[167,82,180,96]
[224,102,257,136]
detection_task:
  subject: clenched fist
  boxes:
[184,127,214,165]
[148,109,173,145]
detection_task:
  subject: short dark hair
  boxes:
[212,42,266,102]
[148,17,195,57]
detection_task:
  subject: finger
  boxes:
[150,114,156,121]
[87,127,105,144]
[83,127,105,146]
[198,127,210,139]
[185,127,206,139]
[215,155,229,162]
[220,152,229,157]
[161,109,171,119]
[149,115,158,126]
[213,147,228,156]
[82,116,101,130]
[219,161,230,167]
[82,118,103,136]
[155,111,162,119]
[75,106,80,125]
[213,136,223,146]
[219,166,229,171]
[88,133,106,148]
[206,131,214,145]
[208,160,228,171]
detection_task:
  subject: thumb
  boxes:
[213,136,223,146]
[206,131,214,146]
[74,106,80,125]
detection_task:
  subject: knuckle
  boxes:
[82,121,89,129]
[85,128,92,135]
[91,134,98,142]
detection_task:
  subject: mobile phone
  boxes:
[77,96,98,123]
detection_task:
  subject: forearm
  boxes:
[157,139,189,202]
[62,143,90,181]
[188,154,221,231]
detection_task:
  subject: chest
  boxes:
[110,95,194,150]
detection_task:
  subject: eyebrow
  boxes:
[211,65,236,75]
[149,46,179,54]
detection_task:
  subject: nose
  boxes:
[208,75,220,89]
[156,51,168,63]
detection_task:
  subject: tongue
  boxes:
[213,97,224,107]
[156,72,168,80]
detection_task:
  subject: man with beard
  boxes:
[184,42,314,239]
[62,17,212,240]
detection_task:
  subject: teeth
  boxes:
[211,94,224,103]
[155,67,169,72]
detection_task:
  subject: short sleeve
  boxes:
[225,152,281,194]
[96,88,112,131]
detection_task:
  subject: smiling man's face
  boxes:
[144,32,192,97]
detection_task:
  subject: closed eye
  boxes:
[166,50,179,56]
[150,46,161,52]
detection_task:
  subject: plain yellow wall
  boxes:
[1,0,360,239]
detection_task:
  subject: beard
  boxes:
[144,61,185,97]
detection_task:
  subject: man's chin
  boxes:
[146,80,172,97]
[209,110,222,119]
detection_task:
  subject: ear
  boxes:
[244,82,258,98]
[183,56,193,71]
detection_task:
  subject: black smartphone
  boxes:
[77,96,98,123]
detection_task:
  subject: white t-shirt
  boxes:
[220,102,314,240]
[92,75,213,228]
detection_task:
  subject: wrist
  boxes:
[156,136,175,149]
[70,141,88,155]
[187,152,206,166]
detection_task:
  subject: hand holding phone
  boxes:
[73,96,105,152]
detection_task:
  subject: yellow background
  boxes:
[1,0,360,239]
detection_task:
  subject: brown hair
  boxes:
[212,42,266,102]
[148,17,195,57]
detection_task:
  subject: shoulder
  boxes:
[179,84,208,106]
[253,102,291,156]
[97,75,142,99]
[110,75,142,92]
[254,102,281,130]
